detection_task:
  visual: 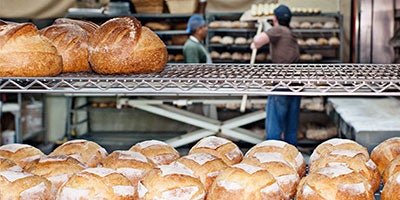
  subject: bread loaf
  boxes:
[189,136,243,166]
[41,23,92,72]
[0,170,52,199]
[89,16,168,74]
[207,163,286,200]
[0,143,44,169]
[371,137,400,174]
[381,171,400,200]
[176,153,228,192]
[245,140,306,177]
[382,155,400,184]
[0,23,62,76]
[0,157,23,172]
[129,140,180,166]
[296,165,374,200]
[53,18,99,37]
[57,167,136,199]
[49,139,108,168]
[138,162,205,200]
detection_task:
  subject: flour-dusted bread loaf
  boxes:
[0,23,62,76]
[0,157,23,172]
[207,163,286,200]
[101,150,156,186]
[189,136,243,166]
[245,140,306,177]
[381,171,400,200]
[371,137,400,174]
[309,138,369,166]
[242,152,300,199]
[53,18,99,37]
[49,139,108,168]
[382,155,400,184]
[57,167,136,199]
[309,149,380,192]
[0,143,44,169]
[41,23,92,73]
[89,16,168,74]
[24,155,86,195]
[138,162,206,200]
[296,165,374,200]
[129,140,180,166]
[176,153,228,192]
[0,170,52,199]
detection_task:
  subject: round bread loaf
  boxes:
[381,171,400,200]
[0,23,62,76]
[309,138,369,166]
[0,157,23,172]
[0,170,52,199]
[328,36,341,46]
[53,18,99,37]
[207,163,286,200]
[382,155,400,184]
[138,162,205,200]
[49,139,108,168]
[0,143,44,169]
[101,150,156,186]
[371,137,400,174]
[24,155,86,195]
[89,16,168,74]
[242,152,300,199]
[296,165,374,200]
[245,140,306,177]
[41,23,91,72]
[189,136,243,166]
[129,140,180,166]
[176,153,228,192]
[57,167,136,199]
[309,149,380,192]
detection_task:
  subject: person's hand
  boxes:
[250,42,257,50]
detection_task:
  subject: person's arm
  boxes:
[250,32,270,50]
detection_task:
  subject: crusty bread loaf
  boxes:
[309,149,380,192]
[189,136,243,166]
[89,16,168,74]
[101,150,156,186]
[245,140,306,177]
[53,18,99,37]
[242,152,300,199]
[129,140,180,166]
[24,155,86,195]
[207,163,286,200]
[41,23,92,73]
[381,171,400,200]
[0,143,44,169]
[138,162,205,200]
[49,139,108,168]
[382,155,400,184]
[371,137,400,174]
[296,165,374,200]
[0,157,23,172]
[57,167,136,199]
[0,170,52,199]
[0,23,62,76]
[176,153,228,192]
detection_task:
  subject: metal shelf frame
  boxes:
[1,64,400,96]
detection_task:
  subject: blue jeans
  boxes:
[265,95,301,146]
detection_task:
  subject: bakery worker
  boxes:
[183,14,212,63]
[251,5,301,146]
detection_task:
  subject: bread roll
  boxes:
[382,155,400,184]
[24,155,86,195]
[305,38,317,46]
[381,171,400,200]
[210,35,222,44]
[129,140,180,166]
[242,153,300,199]
[220,36,234,45]
[207,163,286,200]
[101,150,156,186]
[317,37,328,45]
[174,54,184,62]
[57,167,136,199]
[210,51,220,59]
[41,23,91,72]
[144,22,171,31]
[323,21,339,29]
[231,52,243,60]
[309,138,369,166]
[309,149,380,192]
[328,36,340,46]
[49,139,108,168]
[138,162,205,200]
[371,137,400,174]
[53,18,99,37]
[234,37,247,45]
[299,22,312,29]
[89,16,168,74]
[290,21,300,29]
[0,157,23,172]
[297,39,306,46]
[0,143,44,169]
[176,153,228,192]
[189,136,243,166]
[296,166,374,200]
[245,140,306,177]
[220,52,232,60]
[0,23,62,76]
[311,22,323,29]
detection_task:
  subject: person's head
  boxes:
[273,5,292,27]
[186,14,207,39]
